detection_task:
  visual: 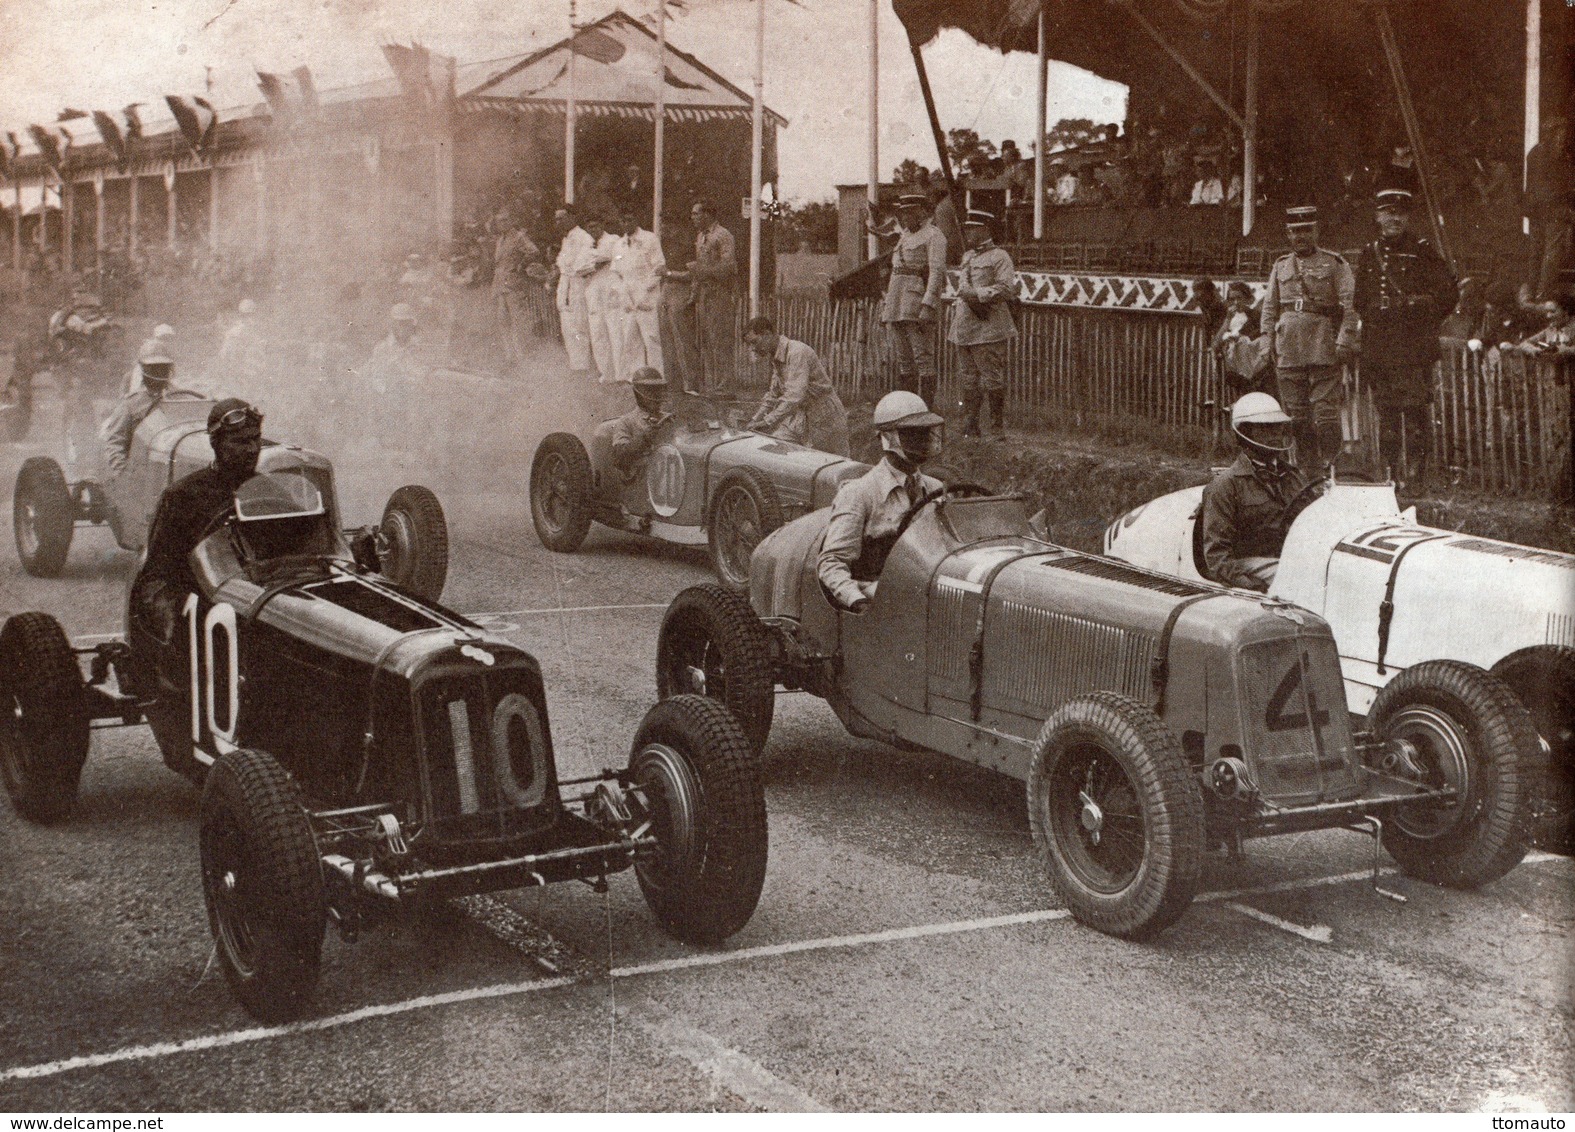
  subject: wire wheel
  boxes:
[1045,740,1148,895]
[707,468,783,591]
[529,433,595,553]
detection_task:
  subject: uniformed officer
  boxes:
[1353,188,1456,484]
[879,193,948,406]
[948,209,1018,439]
[1260,205,1357,469]
[1199,393,1316,593]
[100,351,189,477]
[603,367,669,480]
[818,390,944,612]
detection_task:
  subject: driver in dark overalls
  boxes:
[818,390,943,613]
[133,398,263,640]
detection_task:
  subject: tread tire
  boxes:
[1492,646,1575,856]
[380,484,449,602]
[14,457,74,577]
[1374,660,1535,887]
[530,432,595,553]
[707,466,785,591]
[1027,691,1205,940]
[0,612,89,823]
[656,584,775,755]
[628,694,768,944]
[199,748,326,1023]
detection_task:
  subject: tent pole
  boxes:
[1376,6,1452,271]
[654,0,667,244]
[1523,0,1540,237]
[867,0,879,261]
[63,180,73,276]
[1121,2,1244,132]
[566,0,577,205]
[749,0,764,316]
[1034,3,1046,241]
[11,178,19,270]
[1242,0,1257,239]
[907,32,955,193]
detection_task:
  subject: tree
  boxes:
[892,158,929,187]
[946,128,997,177]
[776,200,838,254]
[1043,117,1112,155]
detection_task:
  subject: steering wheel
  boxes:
[893,480,999,541]
[1285,476,1329,517]
[197,504,237,543]
[162,389,209,402]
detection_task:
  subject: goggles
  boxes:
[209,406,263,436]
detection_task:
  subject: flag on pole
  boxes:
[256,72,293,122]
[92,111,128,171]
[193,96,219,149]
[164,95,210,154]
[57,108,89,122]
[27,126,64,177]
[381,43,456,111]
[123,104,144,142]
[292,66,320,113]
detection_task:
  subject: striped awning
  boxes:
[461,96,761,124]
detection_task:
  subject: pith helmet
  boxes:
[872,390,943,430]
[1231,392,1292,428]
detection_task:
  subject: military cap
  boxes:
[1375,188,1413,211]
[897,193,928,210]
[963,209,996,227]
[1284,205,1318,228]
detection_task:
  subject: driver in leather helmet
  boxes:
[818,391,944,612]
[604,367,669,480]
[1199,392,1315,592]
[134,398,264,638]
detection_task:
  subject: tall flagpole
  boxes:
[866,0,879,261]
[654,0,667,243]
[1243,0,1258,239]
[1523,0,1540,237]
[1033,3,1046,240]
[565,0,577,204]
[748,0,764,316]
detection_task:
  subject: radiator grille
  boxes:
[930,584,976,683]
[992,601,1156,709]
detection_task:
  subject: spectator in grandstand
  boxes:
[1161,139,1191,207]
[1190,158,1225,207]
[1213,282,1265,401]
[1514,291,1575,360]
[1052,161,1079,207]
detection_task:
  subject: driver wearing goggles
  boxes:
[817,390,944,613]
[133,399,264,639]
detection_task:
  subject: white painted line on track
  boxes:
[629,1014,832,1113]
[1224,902,1333,943]
[5,855,1570,1084]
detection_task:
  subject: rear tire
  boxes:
[628,695,768,944]
[530,433,595,553]
[379,484,449,602]
[1373,660,1534,887]
[707,467,784,591]
[0,613,89,823]
[1492,646,1575,856]
[1027,692,1205,940]
[656,585,775,755]
[14,457,74,577]
[199,749,326,1022]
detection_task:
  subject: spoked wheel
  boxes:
[655,585,775,754]
[628,695,768,944]
[378,484,449,601]
[0,612,89,823]
[200,749,326,1022]
[1374,660,1535,887]
[707,468,783,591]
[530,433,595,553]
[1028,692,1204,940]
[13,457,75,577]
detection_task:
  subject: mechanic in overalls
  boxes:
[100,350,189,476]
[133,399,264,641]
[1199,392,1314,592]
[1260,205,1357,469]
[818,390,944,613]
[743,316,851,457]
[600,367,669,483]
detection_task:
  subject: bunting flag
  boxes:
[92,111,129,171]
[193,96,218,150]
[57,108,89,122]
[0,134,14,182]
[381,42,455,110]
[165,94,217,154]
[123,104,144,142]
[292,65,320,113]
[256,71,293,121]
[27,125,63,177]
[569,27,626,64]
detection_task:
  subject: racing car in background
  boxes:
[12,392,450,601]
[530,392,867,588]
[654,482,1539,940]
[1104,476,1574,852]
[0,454,767,1021]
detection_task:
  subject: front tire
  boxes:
[1492,646,1575,856]
[707,467,784,591]
[199,749,326,1022]
[530,433,595,553]
[1373,660,1535,887]
[0,613,89,823]
[14,457,75,577]
[656,585,775,754]
[1027,692,1205,940]
[628,695,768,944]
[379,484,449,602]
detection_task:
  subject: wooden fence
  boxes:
[753,294,1569,497]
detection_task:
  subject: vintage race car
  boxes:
[12,392,450,601]
[0,456,767,1021]
[654,484,1538,940]
[1103,477,1574,852]
[530,393,867,588]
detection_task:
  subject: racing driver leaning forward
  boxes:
[1199,392,1318,593]
[132,398,264,640]
[817,390,944,613]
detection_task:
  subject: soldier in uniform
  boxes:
[1199,393,1316,593]
[1260,205,1357,469]
[1353,188,1456,484]
[948,210,1017,438]
[100,351,188,477]
[879,193,948,406]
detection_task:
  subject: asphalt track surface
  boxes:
[0,363,1570,1112]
